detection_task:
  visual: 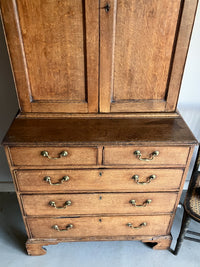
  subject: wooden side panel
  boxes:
[0,0,99,113]
[166,0,198,111]
[0,0,31,111]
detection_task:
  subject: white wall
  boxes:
[0,3,200,191]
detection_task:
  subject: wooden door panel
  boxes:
[100,0,197,113]
[17,0,86,102]
[0,0,99,113]
[113,0,179,102]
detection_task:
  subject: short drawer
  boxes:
[21,192,177,216]
[27,215,172,239]
[15,169,184,192]
[9,146,98,166]
[103,146,190,166]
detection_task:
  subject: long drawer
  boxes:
[15,169,184,192]
[22,192,177,216]
[27,215,172,239]
[9,146,98,166]
[103,146,189,166]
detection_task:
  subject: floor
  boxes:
[0,192,199,267]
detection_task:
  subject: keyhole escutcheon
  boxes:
[102,3,110,13]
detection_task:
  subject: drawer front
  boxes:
[27,215,171,239]
[22,192,177,216]
[103,146,189,166]
[15,169,184,192]
[9,147,98,166]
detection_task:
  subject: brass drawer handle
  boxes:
[44,176,70,185]
[134,150,159,161]
[127,222,147,229]
[41,150,68,159]
[52,224,73,232]
[129,199,152,207]
[132,174,156,185]
[49,200,72,209]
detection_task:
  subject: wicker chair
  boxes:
[173,146,200,255]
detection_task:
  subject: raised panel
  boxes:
[17,0,86,102]
[0,0,99,113]
[100,0,197,113]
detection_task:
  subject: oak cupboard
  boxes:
[0,0,198,256]
[0,0,198,114]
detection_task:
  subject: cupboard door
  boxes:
[0,0,99,113]
[100,0,197,113]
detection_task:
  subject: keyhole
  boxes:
[99,196,102,200]
[99,172,103,177]
[103,3,110,13]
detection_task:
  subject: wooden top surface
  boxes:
[3,117,197,146]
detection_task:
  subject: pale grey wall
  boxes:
[0,18,19,191]
[0,3,199,191]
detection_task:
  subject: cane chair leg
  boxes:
[173,208,191,255]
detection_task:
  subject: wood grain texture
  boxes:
[113,0,180,100]
[166,0,198,111]
[103,146,190,166]
[167,146,195,232]
[1,0,198,115]
[142,235,172,250]
[25,235,172,255]
[99,0,117,112]
[22,192,177,216]
[27,215,172,238]
[100,0,184,113]
[16,0,86,102]
[85,0,99,112]
[26,240,58,256]
[0,0,31,111]
[3,117,197,145]
[17,112,180,119]
[14,169,184,193]
[0,0,99,113]
[9,146,98,166]
[25,234,172,255]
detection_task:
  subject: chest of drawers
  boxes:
[3,117,197,255]
[1,0,198,256]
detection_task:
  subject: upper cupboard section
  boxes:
[0,0,198,114]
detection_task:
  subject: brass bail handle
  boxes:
[134,150,159,161]
[44,176,70,186]
[41,150,68,160]
[132,174,156,185]
[127,222,147,229]
[129,199,152,207]
[52,224,73,232]
[49,200,72,209]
